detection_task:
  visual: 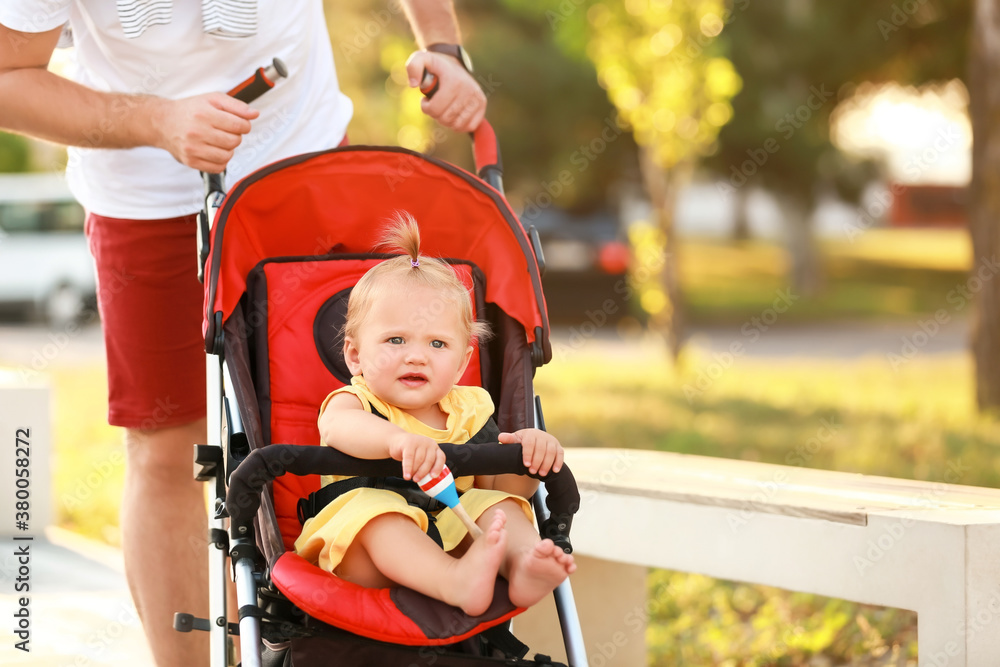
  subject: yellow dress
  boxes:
[293,376,532,575]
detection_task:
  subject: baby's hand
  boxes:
[498,429,564,476]
[389,432,445,481]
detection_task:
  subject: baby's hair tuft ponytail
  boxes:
[343,211,492,346]
[379,211,421,268]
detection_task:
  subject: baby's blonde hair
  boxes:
[343,212,490,345]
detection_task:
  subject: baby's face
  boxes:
[344,284,473,421]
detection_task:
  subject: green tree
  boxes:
[457,4,638,215]
[704,1,958,294]
[705,0,990,404]
[504,0,740,356]
[0,131,30,173]
[325,1,636,213]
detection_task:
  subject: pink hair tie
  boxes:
[411,259,420,268]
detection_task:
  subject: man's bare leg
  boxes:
[121,418,209,667]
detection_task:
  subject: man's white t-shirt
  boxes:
[0,1,353,219]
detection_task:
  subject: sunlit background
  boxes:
[832,80,970,185]
[0,1,994,665]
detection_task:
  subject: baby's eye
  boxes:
[388,336,403,344]
[430,340,446,349]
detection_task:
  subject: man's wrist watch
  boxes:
[426,43,474,74]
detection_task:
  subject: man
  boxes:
[0,2,485,664]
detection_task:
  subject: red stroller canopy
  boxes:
[203,146,550,362]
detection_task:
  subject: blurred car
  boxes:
[521,207,631,324]
[0,173,96,326]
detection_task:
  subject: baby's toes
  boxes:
[533,539,557,558]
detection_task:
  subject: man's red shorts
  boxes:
[86,137,348,430]
[85,213,207,429]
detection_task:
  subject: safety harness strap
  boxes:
[296,411,501,550]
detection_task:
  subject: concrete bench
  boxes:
[516,448,1000,667]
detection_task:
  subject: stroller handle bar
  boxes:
[197,64,503,282]
[420,70,504,193]
[197,58,289,282]
[225,441,579,552]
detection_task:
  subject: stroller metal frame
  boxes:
[199,352,589,666]
[195,354,588,667]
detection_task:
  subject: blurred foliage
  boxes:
[323,0,428,148]
[705,0,971,207]
[584,0,740,170]
[628,218,672,318]
[324,0,635,213]
[502,0,742,345]
[502,0,740,169]
[460,3,637,214]
[0,132,31,173]
[325,0,974,215]
[646,571,916,666]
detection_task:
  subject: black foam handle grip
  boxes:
[228,57,288,104]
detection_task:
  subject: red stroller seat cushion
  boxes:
[270,552,525,646]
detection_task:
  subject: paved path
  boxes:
[549,316,969,367]
[0,316,973,370]
[0,323,105,369]
[682,317,969,359]
[0,528,153,666]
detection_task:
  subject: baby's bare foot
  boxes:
[444,510,507,616]
[507,539,576,608]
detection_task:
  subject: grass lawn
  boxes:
[47,364,125,545]
[680,228,974,324]
[537,350,998,488]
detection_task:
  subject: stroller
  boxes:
[173,64,587,667]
